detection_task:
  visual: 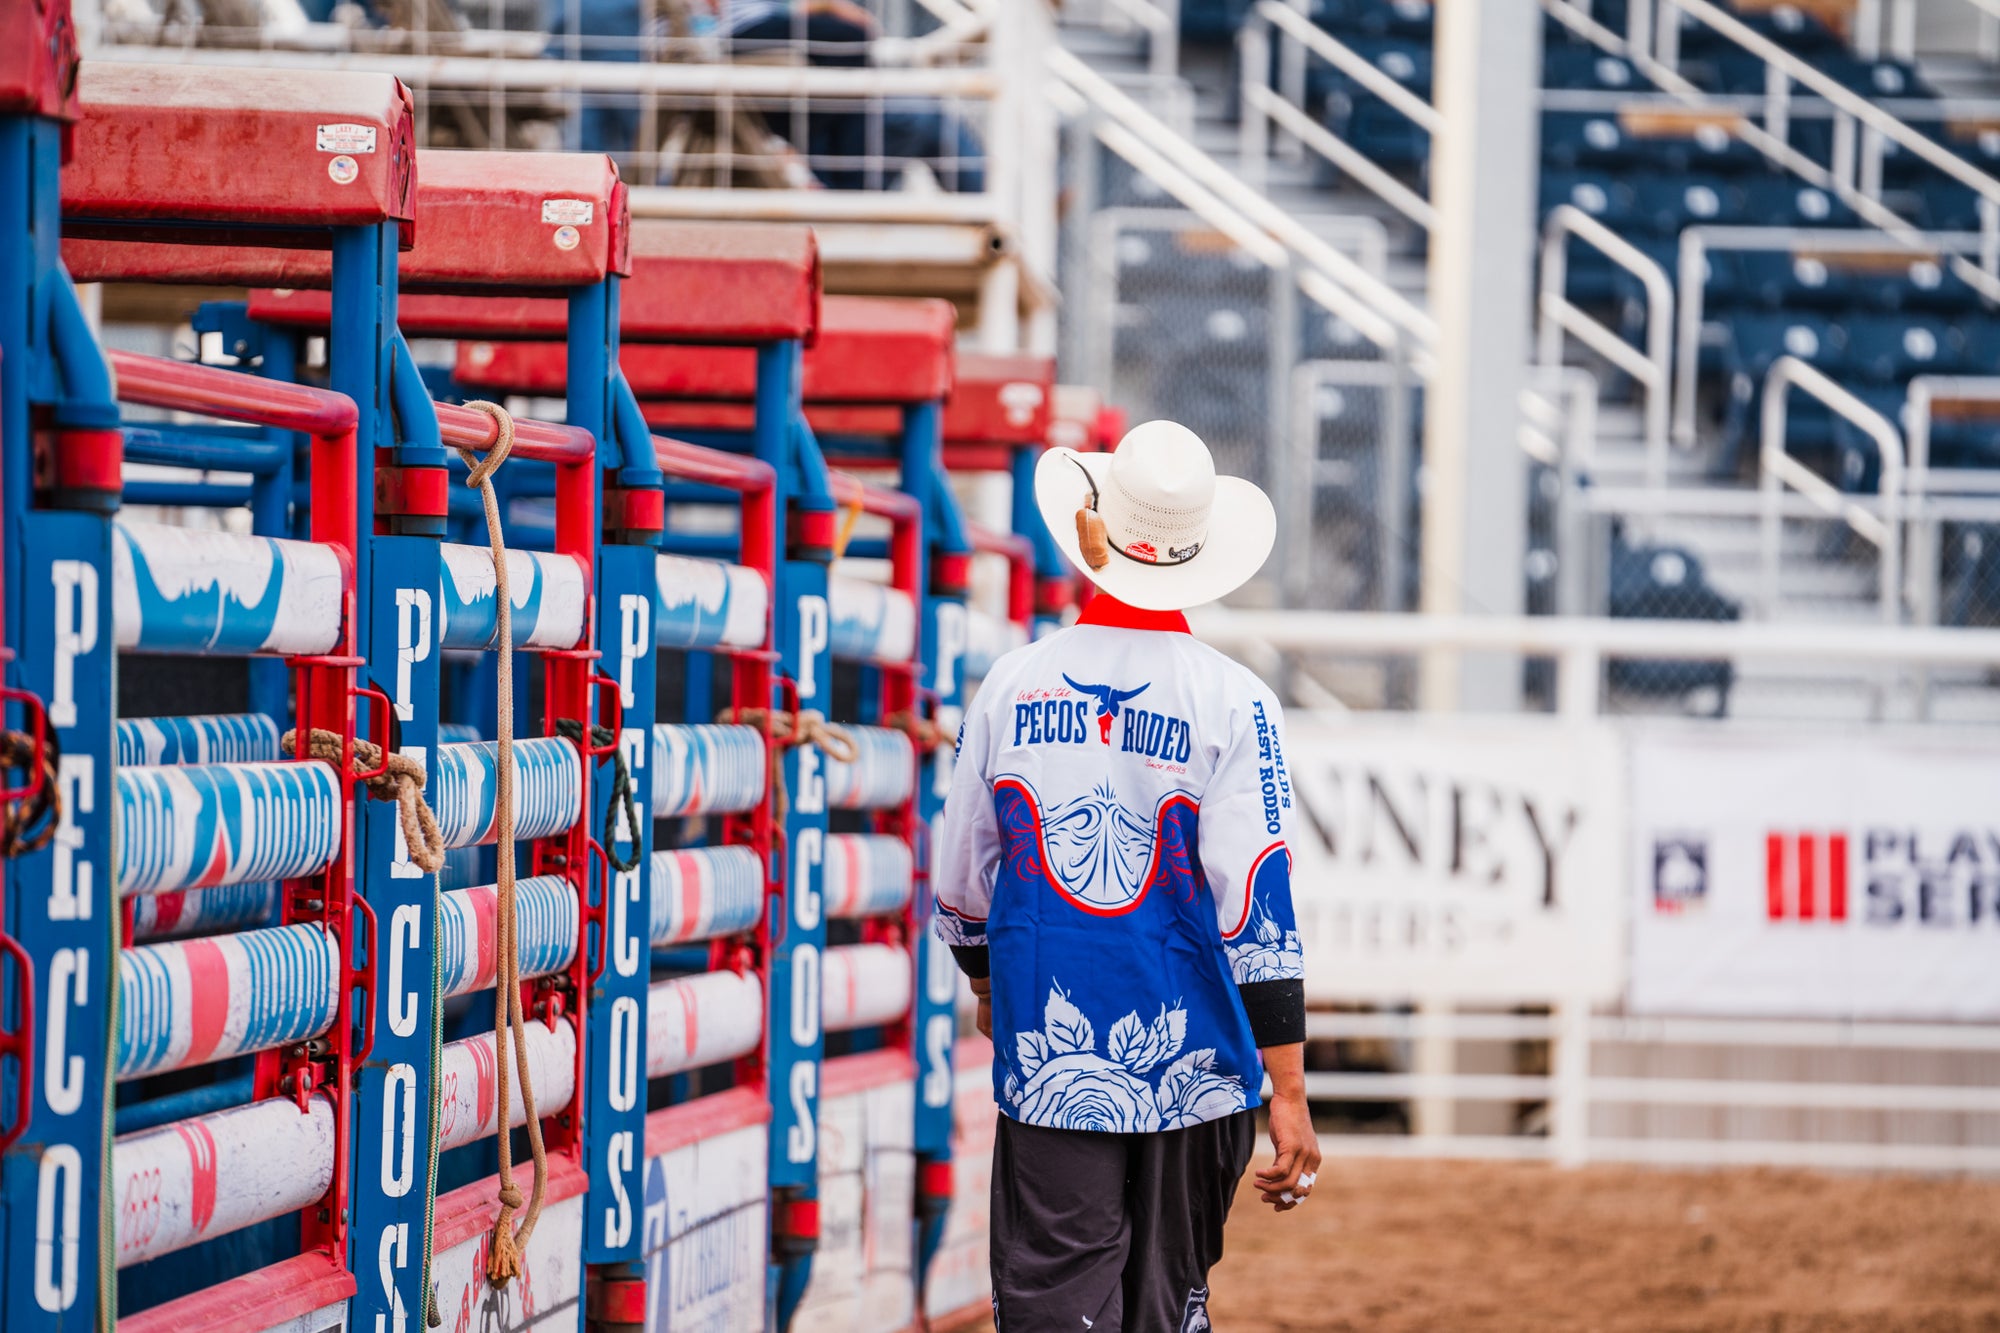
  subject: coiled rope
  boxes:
[460,400,548,1286]
[0,727,61,857]
[724,707,857,824]
[278,730,447,875]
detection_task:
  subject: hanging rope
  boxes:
[554,717,641,875]
[459,399,548,1286]
[882,709,948,754]
[723,706,858,825]
[280,730,446,875]
[0,727,61,857]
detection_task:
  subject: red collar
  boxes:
[1075,593,1191,635]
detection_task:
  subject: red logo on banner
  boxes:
[1766,831,1849,922]
[174,1119,220,1234]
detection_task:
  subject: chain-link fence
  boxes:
[98,0,993,193]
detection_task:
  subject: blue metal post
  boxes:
[901,399,971,1290]
[1011,444,1068,638]
[759,341,832,1332]
[0,109,121,1333]
[576,282,665,1275]
[331,222,449,1333]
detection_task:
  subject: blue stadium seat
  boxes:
[1941,523,2000,627]
[1313,0,1433,39]
[1634,174,1753,233]
[1723,311,1851,381]
[1343,98,1430,166]
[1890,256,1987,313]
[1542,48,1641,92]
[1181,0,1253,39]
[1606,537,1738,714]
[1542,112,1638,170]
[1914,180,1988,232]
[1709,52,1935,99]
[1541,170,1647,231]
[1844,313,1968,382]
[1619,116,1765,174]
[1739,176,1857,229]
[1730,251,1909,312]
[1307,37,1432,106]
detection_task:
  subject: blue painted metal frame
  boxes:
[894,400,973,1295]
[324,220,452,1333]
[0,111,122,1333]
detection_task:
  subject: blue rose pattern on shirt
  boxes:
[1003,983,1247,1133]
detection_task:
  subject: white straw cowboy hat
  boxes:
[1035,419,1276,612]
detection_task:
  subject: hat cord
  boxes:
[1068,454,1207,571]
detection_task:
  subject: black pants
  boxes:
[990,1110,1255,1332]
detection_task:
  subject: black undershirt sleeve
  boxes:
[949,944,990,981]
[1238,978,1306,1048]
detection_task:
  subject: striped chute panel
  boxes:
[112,521,343,656]
[116,761,343,896]
[650,724,764,817]
[431,738,581,849]
[964,610,1028,682]
[655,555,768,650]
[116,713,281,767]
[117,924,340,1079]
[437,875,580,998]
[437,544,588,650]
[645,969,764,1079]
[649,845,764,946]
[822,943,914,1033]
[828,573,917,664]
[113,1095,336,1269]
[823,726,916,811]
[824,834,915,919]
[129,883,279,943]
[434,1020,577,1154]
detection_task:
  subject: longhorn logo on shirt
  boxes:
[1063,675,1149,745]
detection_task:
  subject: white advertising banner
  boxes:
[1630,729,2000,1020]
[641,1122,767,1333]
[1284,715,1626,1004]
[794,1065,916,1333]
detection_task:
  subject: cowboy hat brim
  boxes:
[1034,447,1276,612]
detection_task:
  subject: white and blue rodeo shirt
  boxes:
[934,594,1303,1134]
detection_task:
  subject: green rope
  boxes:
[422,858,444,1327]
[555,718,641,875]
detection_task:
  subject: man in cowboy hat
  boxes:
[934,420,1318,1331]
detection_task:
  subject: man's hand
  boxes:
[970,976,992,1039]
[1253,1043,1321,1213]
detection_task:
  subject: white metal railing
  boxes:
[1672,227,1992,447]
[1653,0,2000,293]
[1048,43,1439,358]
[1299,1008,2000,1171]
[1091,0,1180,80]
[1537,205,1675,487]
[1904,375,2000,630]
[1542,0,2000,309]
[1191,606,2000,720]
[1237,0,1440,230]
[1759,356,1905,624]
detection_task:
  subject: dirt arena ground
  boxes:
[969,1157,2000,1331]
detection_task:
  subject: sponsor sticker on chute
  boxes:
[542,199,595,225]
[327,156,359,186]
[553,224,581,251]
[316,123,377,154]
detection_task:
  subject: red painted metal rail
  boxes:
[433,400,594,466]
[108,349,357,436]
[967,522,1036,627]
